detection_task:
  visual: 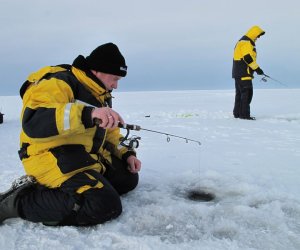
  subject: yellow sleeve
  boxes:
[240,42,259,70]
[21,78,89,142]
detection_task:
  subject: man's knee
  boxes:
[125,173,139,193]
[76,186,122,225]
[115,172,139,196]
[104,156,140,195]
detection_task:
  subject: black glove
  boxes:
[255,67,264,75]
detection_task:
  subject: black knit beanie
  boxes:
[86,43,127,77]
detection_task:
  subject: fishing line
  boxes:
[118,122,214,202]
[261,74,288,87]
[186,130,215,202]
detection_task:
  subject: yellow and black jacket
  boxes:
[19,55,135,190]
[232,26,265,80]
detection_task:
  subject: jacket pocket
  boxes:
[50,144,97,174]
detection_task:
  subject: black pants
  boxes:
[233,79,253,118]
[18,155,138,226]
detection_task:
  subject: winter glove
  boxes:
[255,67,264,75]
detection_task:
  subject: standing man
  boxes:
[232,25,265,120]
[0,43,141,226]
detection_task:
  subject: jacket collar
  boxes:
[72,55,112,102]
[72,55,106,90]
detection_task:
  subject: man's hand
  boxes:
[127,155,141,174]
[91,107,124,129]
[255,67,264,75]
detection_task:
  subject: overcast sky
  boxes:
[1,0,299,95]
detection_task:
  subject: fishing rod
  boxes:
[94,119,201,148]
[261,74,288,87]
[120,123,201,145]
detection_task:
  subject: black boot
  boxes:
[0,175,36,223]
[241,116,256,120]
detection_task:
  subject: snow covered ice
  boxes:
[0,89,299,250]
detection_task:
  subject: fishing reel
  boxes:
[120,135,141,149]
[119,128,141,149]
[261,76,268,82]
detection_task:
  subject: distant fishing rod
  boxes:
[261,74,288,87]
[94,119,201,146]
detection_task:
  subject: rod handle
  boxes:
[94,118,141,131]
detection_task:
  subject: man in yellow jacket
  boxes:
[232,25,265,120]
[0,43,141,226]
